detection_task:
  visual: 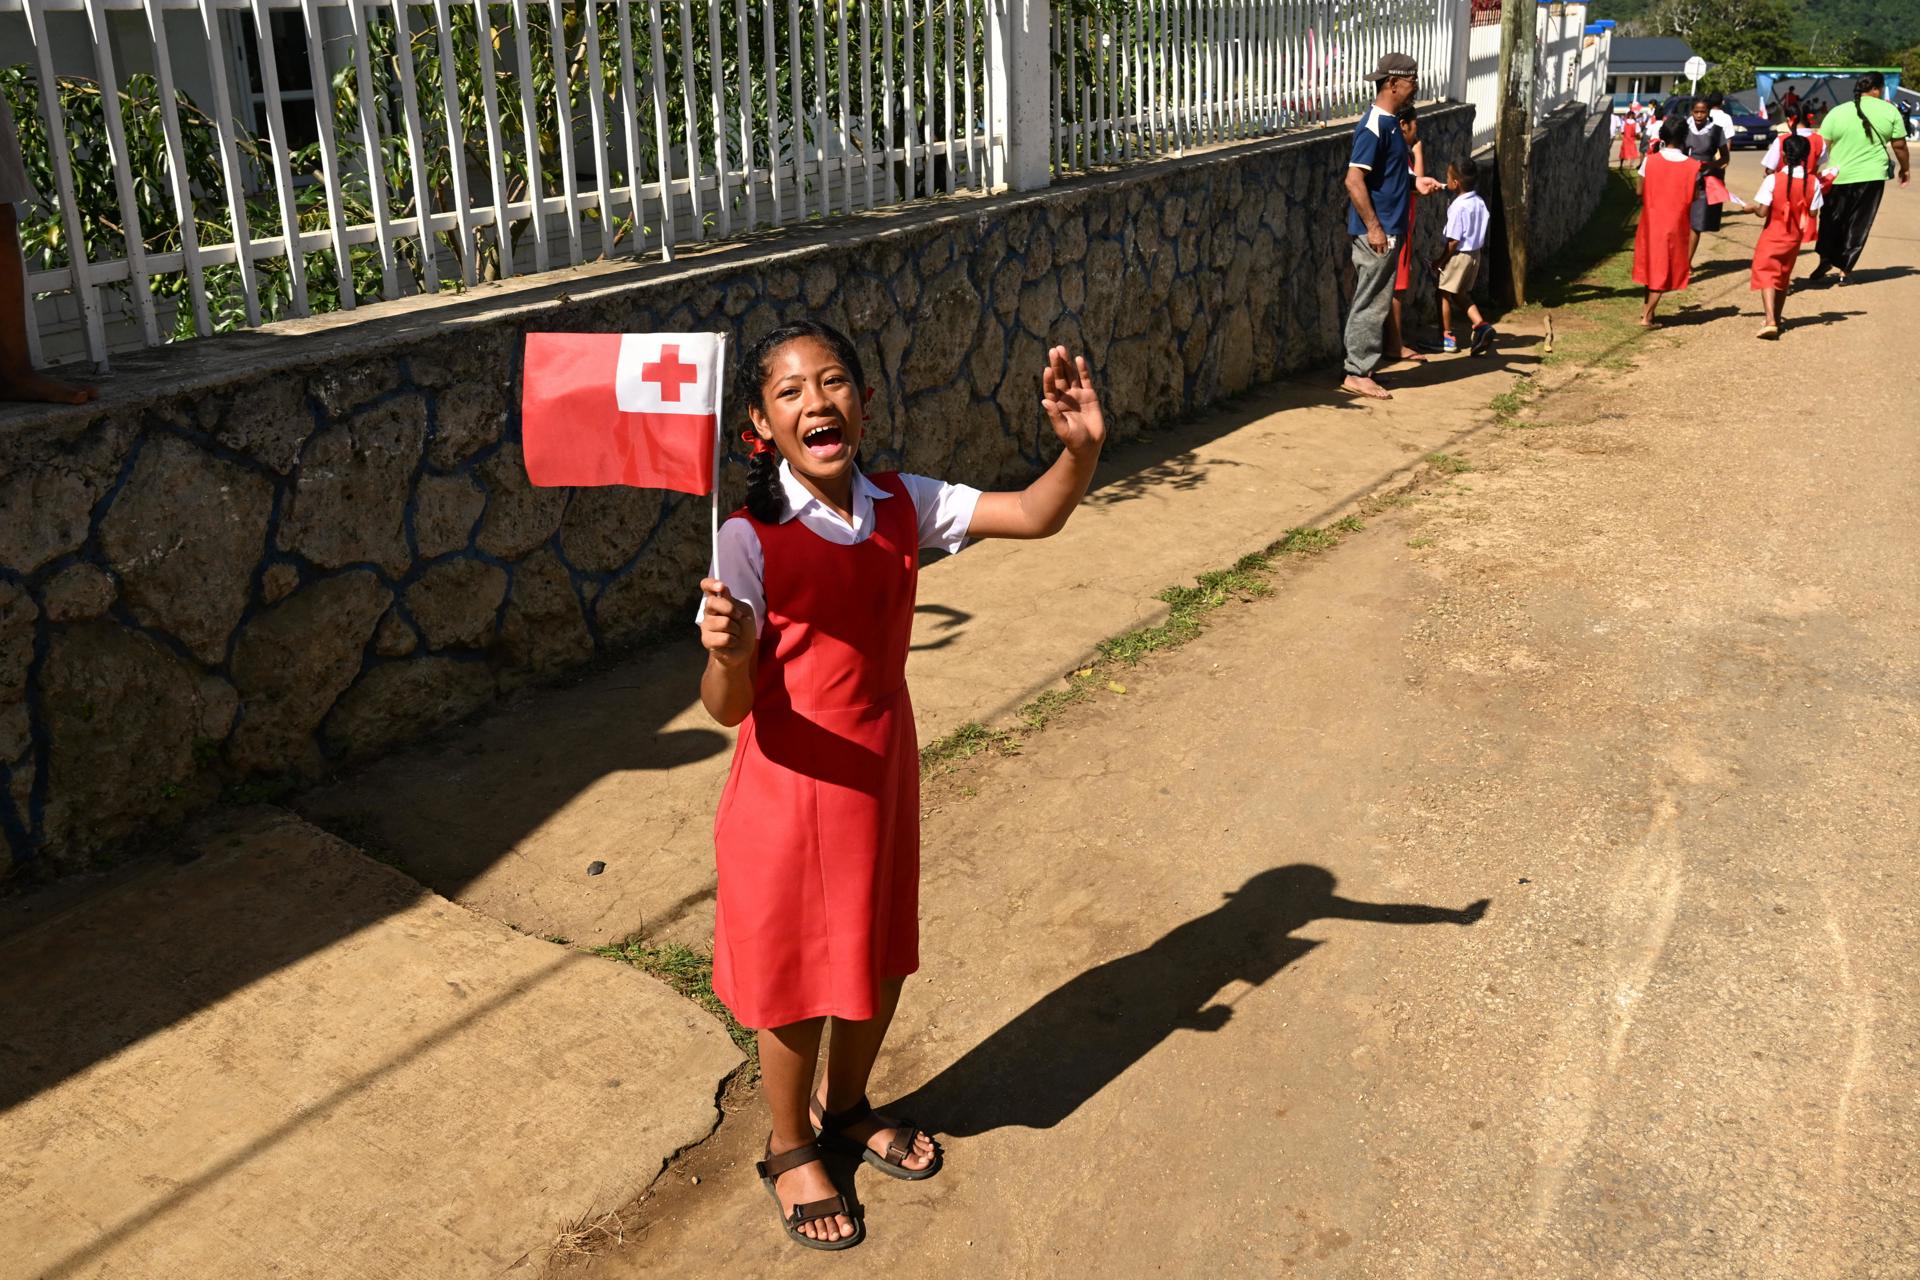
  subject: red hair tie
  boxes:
[740,429,775,458]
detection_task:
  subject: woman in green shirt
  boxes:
[1811,73,1911,282]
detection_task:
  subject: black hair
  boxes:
[1706,90,1724,108]
[736,319,869,524]
[1691,95,1710,111]
[1854,72,1887,143]
[1659,114,1689,150]
[1395,103,1417,125]
[1775,132,1812,230]
[1449,156,1479,190]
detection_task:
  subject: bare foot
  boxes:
[0,368,97,405]
[766,1137,856,1244]
[1340,375,1392,400]
[1637,318,1657,328]
[1395,347,1428,364]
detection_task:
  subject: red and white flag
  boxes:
[521,332,725,493]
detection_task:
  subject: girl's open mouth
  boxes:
[802,424,845,458]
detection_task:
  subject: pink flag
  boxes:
[521,332,724,493]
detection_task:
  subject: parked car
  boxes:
[1658,94,1769,149]
[1722,93,1772,149]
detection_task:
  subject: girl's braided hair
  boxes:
[1854,72,1886,142]
[735,320,869,524]
[1775,133,1812,234]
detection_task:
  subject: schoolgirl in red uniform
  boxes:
[1385,104,1429,364]
[1619,113,1641,167]
[1750,133,1823,338]
[1634,115,1703,326]
[697,321,1107,1249]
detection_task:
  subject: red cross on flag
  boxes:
[520,332,726,493]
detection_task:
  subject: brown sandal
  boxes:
[812,1096,942,1181]
[757,1139,863,1250]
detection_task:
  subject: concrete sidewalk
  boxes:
[0,342,1535,1280]
[0,808,742,1280]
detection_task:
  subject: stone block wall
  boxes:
[1473,102,1614,294]
[1523,104,1613,265]
[0,104,1474,876]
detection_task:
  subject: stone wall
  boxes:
[1474,102,1613,296]
[1523,104,1613,265]
[0,104,1474,876]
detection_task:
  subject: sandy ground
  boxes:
[558,154,1919,1277]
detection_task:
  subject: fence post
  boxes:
[1447,0,1471,104]
[1495,0,1537,304]
[990,0,1053,191]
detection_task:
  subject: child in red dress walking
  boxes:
[1633,115,1703,327]
[1748,133,1824,339]
[696,321,1107,1250]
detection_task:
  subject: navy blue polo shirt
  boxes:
[1347,106,1411,239]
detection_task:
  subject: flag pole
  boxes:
[709,333,728,581]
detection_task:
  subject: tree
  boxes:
[1647,0,1800,93]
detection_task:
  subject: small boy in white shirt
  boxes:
[1434,158,1495,355]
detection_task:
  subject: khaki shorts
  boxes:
[1438,249,1481,295]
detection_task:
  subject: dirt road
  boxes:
[566,156,1918,1277]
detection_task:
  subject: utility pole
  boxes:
[1495,0,1538,305]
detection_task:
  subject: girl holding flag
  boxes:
[697,321,1106,1249]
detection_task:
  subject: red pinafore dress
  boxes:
[1751,169,1817,292]
[711,472,922,1029]
[1633,153,1702,293]
[1620,118,1640,164]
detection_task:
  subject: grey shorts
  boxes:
[1438,250,1481,294]
[0,97,35,207]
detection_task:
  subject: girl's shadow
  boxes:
[897,865,1487,1136]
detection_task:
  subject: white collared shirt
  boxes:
[703,461,982,635]
[1754,167,1824,211]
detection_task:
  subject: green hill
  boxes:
[1592,0,1919,65]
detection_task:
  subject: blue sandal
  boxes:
[812,1096,942,1182]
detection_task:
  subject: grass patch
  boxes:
[1407,535,1433,549]
[597,939,759,1075]
[1512,170,1651,376]
[1274,526,1338,556]
[920,720,1018,771]
[1426,451,1474,474]
[1020,680,1097,731]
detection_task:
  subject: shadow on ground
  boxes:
[897,865,1488,1136]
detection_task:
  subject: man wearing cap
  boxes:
[1342,53,1442,401]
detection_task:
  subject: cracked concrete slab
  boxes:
[0,808,741,1280]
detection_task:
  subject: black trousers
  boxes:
[1816,180,1885,273]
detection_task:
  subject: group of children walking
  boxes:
[1631,75,1909,338]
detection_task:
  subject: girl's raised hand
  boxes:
[698,578,755,667]
[1040,346,1106,455]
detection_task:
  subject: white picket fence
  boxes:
[1048,0,1460,172]
[0,0,1594,368]
[1457,0,1607,152]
